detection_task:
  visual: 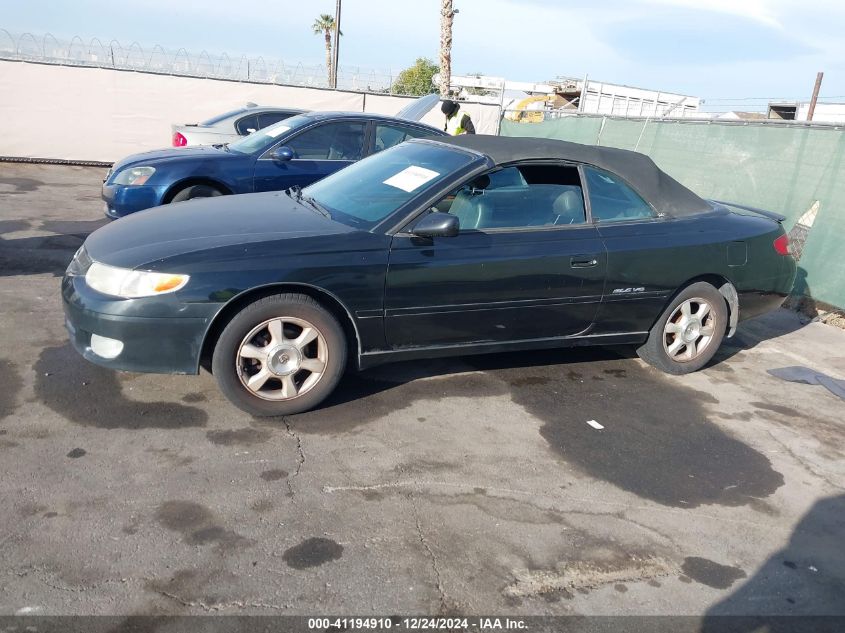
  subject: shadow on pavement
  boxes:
[709,309,810,367]
[0,218,107,277]
[34,343,208,430]
[702,494,845,628]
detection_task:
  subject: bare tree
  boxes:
[439,0,455,96]
[312,14,342,87]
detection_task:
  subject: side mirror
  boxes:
[271,146,294,162]
[412,212,460,238]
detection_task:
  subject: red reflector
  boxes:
[172,132,187,147]
[773,234,790,255]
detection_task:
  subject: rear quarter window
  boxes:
[584,167,655,222]
[235,115,260,135]
[374,123,435,153]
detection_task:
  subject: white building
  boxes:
[555,76,700,118]
[445,74,701,120]
[768,101,845,123]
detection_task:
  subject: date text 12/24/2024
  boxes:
[307,617,527,630]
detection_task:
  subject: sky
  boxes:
[2,0,844,108]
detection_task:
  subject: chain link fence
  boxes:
[0,29,427,95]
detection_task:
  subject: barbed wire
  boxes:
[0,29,432,96]
[3,30,839,113]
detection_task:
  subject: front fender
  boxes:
[197,281,367,374]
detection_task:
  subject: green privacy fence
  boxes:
[500,115,845,309]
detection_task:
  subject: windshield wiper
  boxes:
[300,193,331,219]
[212,143,231,152]
[285,185,302,201]
[284,186,329,219]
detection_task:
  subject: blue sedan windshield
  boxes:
[304,142,478,229]
[228,114,313,154]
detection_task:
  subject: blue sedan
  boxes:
[102,111,445,218]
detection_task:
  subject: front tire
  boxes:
[212,294,347,416]
[170,184,224,203]
[637,282,727,375]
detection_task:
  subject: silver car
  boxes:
[171,103,305,147]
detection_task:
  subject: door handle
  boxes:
[571,256,599,268]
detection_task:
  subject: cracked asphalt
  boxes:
[1,163,844,617]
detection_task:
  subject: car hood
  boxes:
[109,145,238,175]
[84,191,357,269]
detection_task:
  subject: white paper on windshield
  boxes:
[265,125,291,138]
[383,166,440,192]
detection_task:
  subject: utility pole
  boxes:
[807,71,823,121]
[439,0,455,96]
[331,0,342,89]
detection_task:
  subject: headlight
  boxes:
[86,262,189,298]
[112,166,155,186]
[66,245,92,276]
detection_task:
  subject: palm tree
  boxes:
[312,13,342,87]
[439,0,455,96]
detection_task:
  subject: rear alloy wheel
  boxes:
[170,184,223,203]
[212,294,346,416]
[637,282,727,375]
[662,298,717,363]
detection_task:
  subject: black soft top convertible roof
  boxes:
[424,135,712,217]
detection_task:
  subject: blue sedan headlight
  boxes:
[112,166,156,186]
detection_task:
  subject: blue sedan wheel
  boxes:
[171,184,224,203]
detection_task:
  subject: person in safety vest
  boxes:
[441,100,475,135]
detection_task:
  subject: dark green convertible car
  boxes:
[63,136,796,415]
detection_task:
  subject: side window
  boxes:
[258,111,295,129]
[235,114,260,135]
[438,164,586,231]
[584,167,655,222]
[373,123,431,153]
[286,121,366,160]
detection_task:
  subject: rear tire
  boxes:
[212,294,347,416]
[637,282,727,375]
[170,184,224,203]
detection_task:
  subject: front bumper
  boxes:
[62,274,212,375]
[102,183,168,219]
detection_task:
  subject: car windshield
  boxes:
[303,141,478,230]
[200,107,248,126]
[227,114,314,154]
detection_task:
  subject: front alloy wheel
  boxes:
[237,316,328,401]
[213,294,346,416]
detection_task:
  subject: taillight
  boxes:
[172,132,187,147]
[773,234,791,256]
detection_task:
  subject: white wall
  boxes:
[0,60,500,162]
[796,102,845,123]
